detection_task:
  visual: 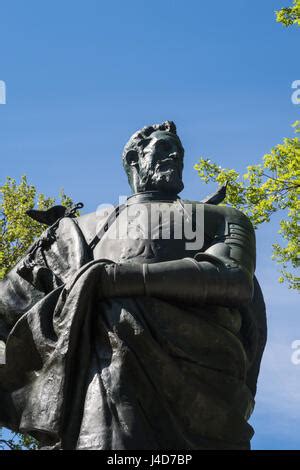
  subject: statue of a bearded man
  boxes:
[0,121,266,450]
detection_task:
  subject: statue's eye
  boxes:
[157,140,171,152]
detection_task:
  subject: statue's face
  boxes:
[134,131,184,194]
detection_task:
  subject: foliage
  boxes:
[0,430,39,450]
[194,123,300,290]
[276,0,300,27]
[0,175,73,280]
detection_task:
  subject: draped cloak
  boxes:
[0,208,267,450]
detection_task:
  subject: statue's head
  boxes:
[122,121,184,195]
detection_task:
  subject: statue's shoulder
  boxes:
[205,203,251,222]
[75,205,114,246]
[207,204,255,235]
[181,199,253,230]
[75,211,100,246]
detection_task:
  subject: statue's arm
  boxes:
[102,207,256,308]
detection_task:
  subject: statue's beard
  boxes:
[137,165,184,194]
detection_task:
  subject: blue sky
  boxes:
[0,0,299,450]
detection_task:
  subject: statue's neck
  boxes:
[126,190,180,205]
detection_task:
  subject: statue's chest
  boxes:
[93,201,205,264]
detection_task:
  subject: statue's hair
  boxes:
[122,120,180,162]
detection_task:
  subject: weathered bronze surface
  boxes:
[0,121,266,449]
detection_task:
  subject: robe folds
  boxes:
[0,216,266,450]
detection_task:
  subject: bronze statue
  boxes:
[0,121,266,449]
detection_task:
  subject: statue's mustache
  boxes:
[136,160,183,192]
[141,164,180,183]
